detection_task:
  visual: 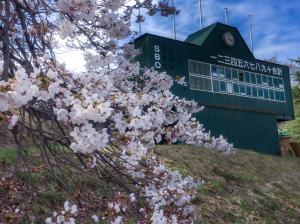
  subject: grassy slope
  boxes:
[0,147,112,223]
[1,145,300,223]
[156,145,300,224]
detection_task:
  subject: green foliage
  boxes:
[282,58,300,142]
[282,114,300,143]
[292,57,300,85]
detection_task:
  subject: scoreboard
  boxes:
[134,22,294,154]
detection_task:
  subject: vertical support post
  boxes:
[138,7,142,36]
[171,0,177,40]
[199,0,204,29]
[249,14,254,54]
[225,8,228,25]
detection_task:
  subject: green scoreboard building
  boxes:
[134,22,294,154]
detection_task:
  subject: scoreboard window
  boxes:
[245,72,251,83]
[225,68,232,80]
[201,63,211,77]
[202,77,212,91]
[188,60,286,102]
[252,87,258,97]
[280,92,285,101]
[262,75,268,86]
[263,89,270,99]
[227,82,233,94]
[274,78,284,88]
[194,62,200,74]
[189,76,196,89]
[189,61,211,77]
[233,83,239,94]
[238,71,245,82]
[250,73,256,84]
[275,91,280,101]
[240,84,246,95]
[274,78,280,88]
[256,74,262,85]
[218,66,225,78]
[190,75,212,91]
[220,81,226,92]
[232,70,238,80]
[279,79,284,88]
[275,91,285,101]
[246,85,252,96]
[269,89,275,100]
[258,88,264,98]
[213,80,220,92]
[212,65,218,77]
[268,76,273,87]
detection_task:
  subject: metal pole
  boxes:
[248,14,254,54]
[138,7,142,36]
[171,0,177,40]
[199,0,203,29]
[225,8,228,25]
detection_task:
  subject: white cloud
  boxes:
[56,49,85,72]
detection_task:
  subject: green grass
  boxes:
[0,147,18,165]
[155,144,300,224]
[0,146,38,165]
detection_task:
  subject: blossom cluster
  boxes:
[45,201,78,224]
[140,156,201,223]
[0,0,235,223]
[0,46,233,224]
[57,0,97,20]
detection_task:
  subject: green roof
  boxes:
[185,23,217,46]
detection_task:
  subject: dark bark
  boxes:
[2,0,11,80]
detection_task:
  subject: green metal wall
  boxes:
[195,107,279,154]
[134,23,294,154]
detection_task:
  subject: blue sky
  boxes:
[60,0,300,71]
[132,0,300,63]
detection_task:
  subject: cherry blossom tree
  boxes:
[0,0,234,223]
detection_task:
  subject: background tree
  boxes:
[281,58,300,143]
[292,58,300,100]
